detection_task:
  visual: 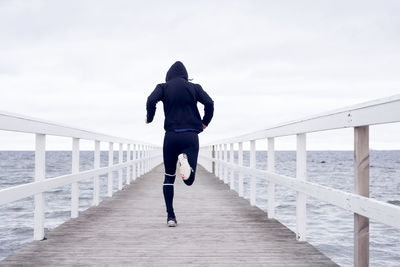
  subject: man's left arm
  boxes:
[146,84,163,123]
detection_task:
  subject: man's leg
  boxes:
[163,133,179,218]
[182,133,199,186]
[163,173,176,217]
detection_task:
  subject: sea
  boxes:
[0,150,399,266]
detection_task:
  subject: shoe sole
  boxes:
[178,153,191,180]
[167,221,177,227]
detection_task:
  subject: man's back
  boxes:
[146,61,214,132]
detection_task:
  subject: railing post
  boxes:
[133,144,137,181]
[108,142,113,197]
[216,144,220,178]
[138,144,142,177]
[143,145,146,173]
[219,144,223,180]
[141,144,144,176]
[34,133,46,240]
[149,146,152,170]
[238,142,244,197]
[127,144,131,185]
[296,133,307,241]
[267,137,275,219]
[229,143,234,190]
[118,143,123,190]
[71,138,80,218]
[149,146,152,171]
[250,140,256,206]
[93,140,100,206]
[354,126,369,267]
[223,144,228,183]
[212,145,215,175]
[145,145,149,173]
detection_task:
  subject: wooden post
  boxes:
[108,142,113,197]
[127,144,131,185]
[296,133,307,241]
[212,145,215,175]
[145,145,147,173]
[219,144,223,180]
[118,143,123,190]
[71,137,79,218]
[238,142,244,197]
[209,146,212,172]
[223,144,228,183]
[93,140,100,206]
[133,144,136,181]
[354,126,369,267]
[138,144,142,176]
[217,144,221,179]
[229,143,234,190]
[34,134,45,240]
[250,140,256,206]
[267,137,275,219]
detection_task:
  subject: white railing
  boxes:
[198,94,400,267]
[0,111,163,240]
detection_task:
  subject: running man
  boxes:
[146,61,214,227]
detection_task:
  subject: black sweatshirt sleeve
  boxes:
[195,84,214,126]
[146,84,163,123]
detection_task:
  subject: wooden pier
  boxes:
[1,165,337,266]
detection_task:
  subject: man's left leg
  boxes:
[181,133,199,186]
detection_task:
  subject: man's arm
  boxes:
[195,84,214,127]
[146,84,163,123]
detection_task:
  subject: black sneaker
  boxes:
[167,216,177,227]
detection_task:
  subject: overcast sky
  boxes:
[1,0,399,150]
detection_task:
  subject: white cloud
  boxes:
[0,0,400,150]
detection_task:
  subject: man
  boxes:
[146,61,214,227]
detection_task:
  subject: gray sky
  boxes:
[1,0,400,150]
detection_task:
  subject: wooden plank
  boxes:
[354,126,369,267]
[1,165,338,267]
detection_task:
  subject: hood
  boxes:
[165,61,188,82]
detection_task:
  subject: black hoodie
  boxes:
[146,61,214,132]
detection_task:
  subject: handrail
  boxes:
[0,110,163,241]
[198,94,400,267]
[206,94,400,145]
[0,155,161,206]
[0,110,152,145]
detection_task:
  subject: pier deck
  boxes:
[1,165,337,266]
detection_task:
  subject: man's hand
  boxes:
[202,123,207,130]
[145,117,149,124]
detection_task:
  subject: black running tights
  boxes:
[162,131,199,217]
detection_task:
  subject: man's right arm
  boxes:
[146,84,163,123]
